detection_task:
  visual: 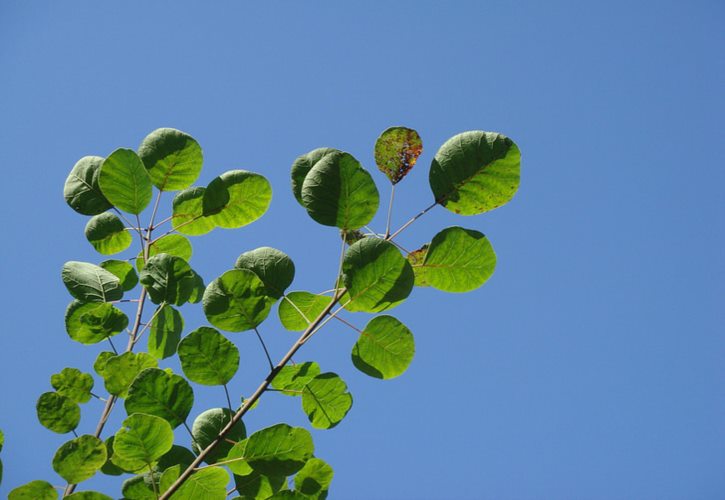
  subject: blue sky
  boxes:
[1,1,723,498]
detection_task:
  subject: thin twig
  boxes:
[253,327,274,370]
[385,184,396,238]
[149,215,202,245]
[223,384,233,414]
[332,315,363,334]
[387,201,437,241]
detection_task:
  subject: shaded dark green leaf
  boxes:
[138,128,203,191]
[294,457,334,498]
[235,247,295,299]
[290,147,340,206]
[64,156,112,215]
[62,261,123,302]
[100,259,138,291]
[140,254,199,305]
[84,212,132,255]
[233,469,286,499]
[191,408,246,464]
[147,305,184,360]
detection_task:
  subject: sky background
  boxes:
[1,1,723,499]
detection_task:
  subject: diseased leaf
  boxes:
[171,187,215,236]
[84,212,132,255]
[64,156,112,215]
[235,247,295,299]
[62,261,123,303]
[147,305,184,360]
[51,367,94,403]
[65,300,128,344]
[52,435,106,483]
[100,260,138,291]
[139,254,199,305]
[206,170,272,229]
[351,315,415,379]
[302,373,353,429]
[294,457,334,498]
[178,327,239,385]
[36,392,80,434]
[202,269,273,332]
[138,128,203,191]
[101,352,158,398]
[374,126,422,184]
[290,147,340,206]
[8,480,58,500]
[125,368,194,428]
[113,413,174,471]
[278,292,332,331]
[137,234,193,272]
[245,424,313,477]
[406,245,431,287]
[191,408,246,464]
[99,148,153,214]
[270,362,321,396]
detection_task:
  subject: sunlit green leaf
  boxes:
[429,131,520,215]
[266,492,310,500]
[36,392,80,434]
[271,362,321,396]
[99,148,153,214]
[147,305,184,360]
[191,408,246,464]
[8,480,58,500]
[93,352,115,378]
[140,254,199,305]
[172,466,229,500]
[114,413,174,471]
[100,436,125,476]
[233,469,286,499]
[62,261,123,302]
[65,300,128,344]
[137,234,193,272]
[302,373,353,429]
[278,292,332,331]
[290,147,340,206]
[178,327,239,385]
[159,465,180,494]
[206,170,272,229]
[225,439,252,476]
[65,492,113,500]
[351,315,414,379]
[52,435,106,483]
[245,424,313,477]
[101,352,158,398]
[374,126,422,184]
[300,150,379,230]
[138,128,203,191]
[235,247,295,299]
[84,212,132,255]
[51,367,94,403]
[121,474,156,499]
[294,457,334,498]
[171,187,215,236]
[125,368,194,428]
[202,269,273,332]
[64,156,112,216]
[100,259,138,291]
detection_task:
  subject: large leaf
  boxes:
[233,469,286,499]
[65,300,128,344]
[8,480,58,500]
[301,373,353,429]
[245,424,313,477]
[139,254,199,305]
[138,128,203,191]
[36,392,80,433]
[278,292,333,331]
[374,126,423,184]
[52,435,106,483]
[113,413,174,471]
[271,361,321,396]
[294,457,334,498]
[191,408,246,464]
[64,156,112,215]
[171,466,229,500]
[62,261,123,302]
[429,131,520,215]
[51,367,94,403]
[137,234,193,272]
[351,315,415,379]
[178,327,239,385]
[147,305,184,359]
[99,148,153,214]
[202,269,273,332]
[290,147,340,206]
[171,187,215,236]
[205,170,272,228]
[100,260,138,291]
[125,368,194,428]
[100,352,158,398]
[300,150,379,229]
[235,247,295,299]
[66,492,113,500]
[342,238,414,312]
[84,212,132,255]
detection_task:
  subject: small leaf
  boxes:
[351,315,415,379]
[147,305,184,360]
[8,480,58,500]
[101,352,158,398]
[100,260,138,291]
[429,131,521,215]
[235,247,295,299]
[202,269,273,332]
[374,126,423,184]
[52,435,106,483]
[65,300,128,344]
[138,128,203,191]
[172,466,229,500]
[178,327,239,385]
[245,423,314,477]
[114,413,174,471]
[294,457,334,498]
[62,261,123,302]
[159,465,181,494]
[125,368,194,428]
[290,147,340,206]
[99,148,153,214]
[137,234,193,272]
[191,408,246,464]
[233,469,286,499]
[171,187,215,236]
[51,367,94,403]
[65,492,113,500]
[271,362,321,396]
[64,156,112,215]
[300,150,379,230]
[278,293,333,331]
[93,351,116,378]
[206,170,272,229]
[36,392,80,434]
[84,212,132,255]
[302,373,353,429]
[139,254,199,305]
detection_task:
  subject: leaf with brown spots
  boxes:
[374,127,423,184]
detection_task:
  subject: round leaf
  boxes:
[300,151,379,230]
[62,261,123,302]
[171,187,215,236]
[172,467,229,500]
[351,315,415,379]
[374,126,423,184]
[191,408,246,464]
[84,212,132,255]
[121,475,157,499]
[51,367,94,403]
[271,361,321,396]
[235,247,295,299]
[52,435,106,483]
[342,238,414,312]
[233,468,287,499]
[138,128,203,191]
[66,492,113,500]
[429,131,521,215]
[100,436,125,476]
[301,373,353,429]
[245,423,313,477]
[137,234,192,271]
[207,170,272,229]
[290,147,340,205]
[65,300,128,344]
[114,413,174,470]
[202,269,273,332]
[125,368,194,428]
[101,352,158,398]
[8,480,58,500]
[99,148,153,215]
[64,156,112,215]
[178,327,239,385]
[147,304,184,360]
[294,457,334,497]
[100,260,138,291]
[278,292,333,331]
[36,392,80,434]
[139,254,199,305]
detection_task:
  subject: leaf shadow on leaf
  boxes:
[374,261,414,310]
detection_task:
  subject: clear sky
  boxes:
[1,1,723,499]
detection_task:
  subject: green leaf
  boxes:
[202,269,273,332]
[302,373,353,429]
[100,436,125,476]
[406,245,431,287]
[374,126,423,184]
[64,156,112,215]
[122,475,157,500]
[137,234,193,272]
[61,261,123,302]
[429,131,521,215]
[245,423,313,477]
[65,492,113,500]
[138,128,203,191]
[147,305,184,360]
[351,315,415,379]
[225,439,252,476]
[342,238,414,312]
[270,362,321,396]
[50,367,94,403]
[100,259,138,291]
[114,413,174,471]
[36,392,80,433]
[300,150,379,230]
[294,457,334,498]
[235,247,295,299]
[171,187,216,236]
[266,492,310,500]
[140,254,199,305]
[0,428,3,451]
[125,368,194,428]
[278,293,333,332]
[233,469,286,499]
[65,300,128,344]
[178,327,239,385]
[171,466,229,500]
[8,480,58,500]
[206,170,272,229]
[159,465,181,494]
[84,212,132,255]
[188,271,206,303]
[413,226,496,292]
[93,351,116,378]
[290,147,340,206]
[191,408,246,464]
[201,175,230,216]
[99,148,153,214]
[101,352,158,398]
[52,435,106,483]
[157,445,196,471]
